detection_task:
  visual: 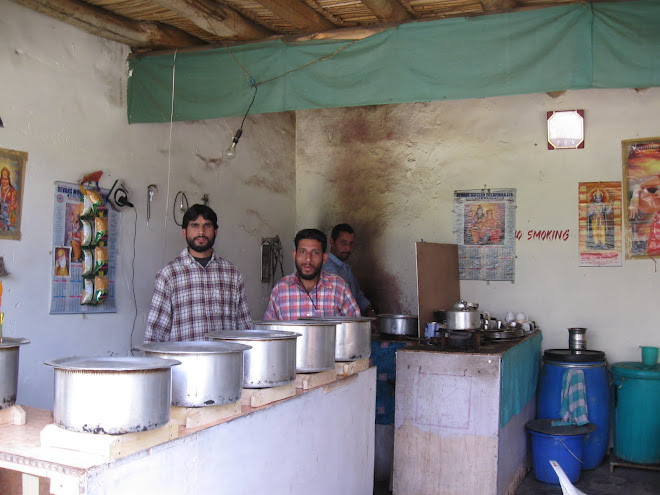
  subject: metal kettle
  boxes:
[445,300,482,331]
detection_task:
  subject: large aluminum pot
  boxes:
[445,300,481,331]
[253,320,336,372]
[300,317,373,362]
[134,341,251,407]
[0,337,30,409]
[378,314,418,337]
[207,329,300,388]
[45,356,180,434]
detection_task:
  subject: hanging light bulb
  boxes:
[224,128,242,160]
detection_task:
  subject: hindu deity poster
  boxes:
[453,188,516,281]
[578,182,623,267]
[0,147,27,241]
[622,138,660,259]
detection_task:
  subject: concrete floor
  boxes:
[515,455,660,495]
[374,455,660,494]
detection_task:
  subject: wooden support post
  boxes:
[334,358,370,376]
[170,402,241,428]
[240,382,296,407]
[40,420,178,460]
[0,405,27,426]
[295,369,337,390]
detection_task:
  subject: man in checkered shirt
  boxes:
[264,228,359,320]
[145,204,252,341]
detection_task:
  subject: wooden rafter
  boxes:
[361,0,412,22]
[256,0,335,32]
[478,0,518,11]
[150,0,272,40]
[12,0,204,49]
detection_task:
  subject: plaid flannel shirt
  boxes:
[263,270,360,321]
[145,249,252,342]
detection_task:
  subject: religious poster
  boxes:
[453,188,516,281]
[0,147,27,241]
[50,181,118,314]
[622,138,660,259]
[578,182,623,266]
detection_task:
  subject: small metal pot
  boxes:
[377,314,419,337]
[135,341,251,406]
[45,356,180,434]
[207,329,300,388]
[445,300,481,331]
[301,317,373,362]
[0,337,30,409]
[253,320,336,372]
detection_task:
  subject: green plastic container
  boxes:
[611,362,660,465]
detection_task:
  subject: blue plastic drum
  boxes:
[536,349,609,470]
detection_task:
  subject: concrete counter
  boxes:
[0,367,376,495]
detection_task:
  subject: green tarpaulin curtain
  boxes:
[127,1,660,124]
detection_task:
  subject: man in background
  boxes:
[323,224,376,318]
[145,204,251,341]
[264,228,359,320]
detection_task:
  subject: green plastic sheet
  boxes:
[127,1,660,123]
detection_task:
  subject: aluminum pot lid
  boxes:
[525,419,596,436]
[300,316,376,322]
[44,355,181,371]
[543,349,606,363]
[377,314,418,319]
[450,300,479,311]
[207,329,301,341]
[135,341,251,354]
[611,361,660,379]
[0,337,30,348]
[253,320,337,327]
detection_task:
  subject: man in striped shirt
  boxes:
[145,204,251,342]
[264,228,359,321]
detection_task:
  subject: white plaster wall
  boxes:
[1,1,296,409]
[296,89,660,365]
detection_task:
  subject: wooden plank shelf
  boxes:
[170,402,241,428]
[335,357,370,377]
[295,369,337,390]
[40,420,178,460]
[240,382,296,408]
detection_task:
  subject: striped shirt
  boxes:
[145,249,252,342]
[263,270,360,321]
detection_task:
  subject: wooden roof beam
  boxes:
[361,0,412,22]
[11,0,203,49]
[150,0,272,41]
[478,0,519,11]
[256,0,335,33]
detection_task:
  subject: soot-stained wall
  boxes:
[296,88,660,365]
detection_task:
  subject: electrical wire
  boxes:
[173,191,189,226]
[128,207,138,354]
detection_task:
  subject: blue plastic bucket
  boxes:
[611,362,660,464]
[526,419,594,484]
[537,350,609,470]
